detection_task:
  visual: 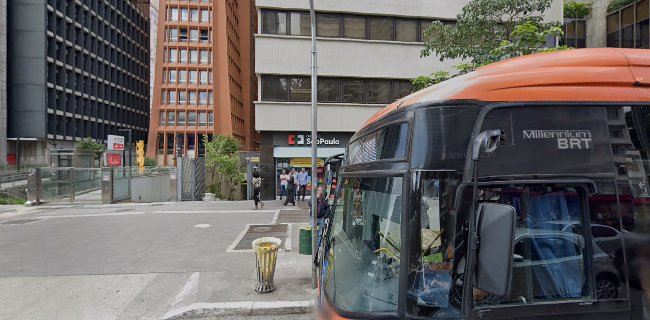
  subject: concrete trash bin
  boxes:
[252,237,282,292]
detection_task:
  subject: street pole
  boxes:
[309,0,318,290]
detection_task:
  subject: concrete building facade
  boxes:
[254,0,564,198]
[146,0,258,165]
[150,0,160,113]
[7,0,150,166]
[0,0,6,167]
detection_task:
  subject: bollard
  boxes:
[252,237,282,293]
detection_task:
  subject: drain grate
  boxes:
[0,219,43,225]
[275,210,309,224]
[233,224,288,251]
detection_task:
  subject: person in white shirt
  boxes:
[279,169,288,200]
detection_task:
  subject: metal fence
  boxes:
[178,157,205,201]
[39,167,103,203]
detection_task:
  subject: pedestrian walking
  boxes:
[252,171,264,210]
[283,170,296,206]
[297,167,309,201]
[279,169,288,200]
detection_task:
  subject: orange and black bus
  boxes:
[318,48,650,320]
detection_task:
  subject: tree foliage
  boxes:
[203,134,244,200]
[608,0,637,13]
[76,137,104,160]
[564,1,592,19]
[421,0,556,65]
[414,0,568,91]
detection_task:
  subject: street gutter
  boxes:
[163,300,314,319]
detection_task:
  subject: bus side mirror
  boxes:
[471,130,502,160]
[476,203,516,297]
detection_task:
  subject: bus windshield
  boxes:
[323,176,403,313]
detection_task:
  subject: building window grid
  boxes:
[261,9,455,43]
[607,0,650,49]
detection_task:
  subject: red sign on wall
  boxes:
[107,154,122,167]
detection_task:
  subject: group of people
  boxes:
[279,168,309,206]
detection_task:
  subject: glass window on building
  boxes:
[262,10,287,34]
[159,111,165,126]
[169,28,178,42]
[179,28,188,41]
[190,50,198,64]
[318,78,341,102]
[344,15,366,39]
[393,80,413,100]
[199,91,208,105]
[179,70,187,84]
[369,16,394,40]
[201,9,210,23]
[169,48,178,62]
[179,91,187,104]
[161,90,167,104]
[167,112,176,126]
[180,8,189,21]
[343,79,365,103]
[638,0,649,48]
[190,9,199,22]
[199,112,207,126]
[396,19,418,42]
[200,71,209,85]
[261,75,288,101]
[170,8,179,21]
[420,19,434,40]
[289,12,311,36]
[189,91,198,105]
[169,91,177,104]
[289,76,311,102]
[168,70,177,84]
[200,50,208,64]
[188,112,197,126]
[189,70,198,84]
[317,13,341,37]
[367,79,392,104]
[200,30,209,43]
[208,92,214,104]
[208,112,214,126]
[178,111,186,126]
[190,29,199,42]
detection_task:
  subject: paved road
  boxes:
[0,200,314,320]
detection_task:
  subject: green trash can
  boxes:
[299,227,312,255]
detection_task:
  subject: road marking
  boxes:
[193,224,210,228]
[42,212,147,218]
[152,210,276,214]
[271,209,281,224]
[226,224,252,253]
[172,272,200,307]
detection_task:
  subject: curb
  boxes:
[163,300,314,319]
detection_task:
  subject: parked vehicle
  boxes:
[317,48,650,320]
[535,221,623,257]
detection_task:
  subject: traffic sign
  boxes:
[107,135,125,151]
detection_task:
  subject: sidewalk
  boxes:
[0,198,316,320]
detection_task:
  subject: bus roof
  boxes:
[363,48,650,129]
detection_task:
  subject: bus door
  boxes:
[464,182,629,320]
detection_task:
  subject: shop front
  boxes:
[259,131,352,199]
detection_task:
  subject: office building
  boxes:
[7,0,150,166]
[150,0,160,112]
[254,0,564,198]
[146,0,258,165]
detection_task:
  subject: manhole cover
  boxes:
[0,219,43,225]
[233,224,288,251]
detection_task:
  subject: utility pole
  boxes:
[309,0,318,290]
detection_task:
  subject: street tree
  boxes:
[420,0,556,65]
[76,137,104,162]
[203,134,244,200]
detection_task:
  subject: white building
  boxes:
[254,0,562,197]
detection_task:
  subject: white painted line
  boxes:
[284,223,293,252]
[271,209,280,224]
[162,300,314,319]
[226,224,252,253]
[42,211,147,218]
[152,210,276,214]
[172,272,200,307]
[193,224,210,228]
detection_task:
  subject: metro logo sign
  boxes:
[288,134,340,146]
[107,135,125,151]
[288,134,305,145]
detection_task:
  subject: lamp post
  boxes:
[309,0,318,290]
